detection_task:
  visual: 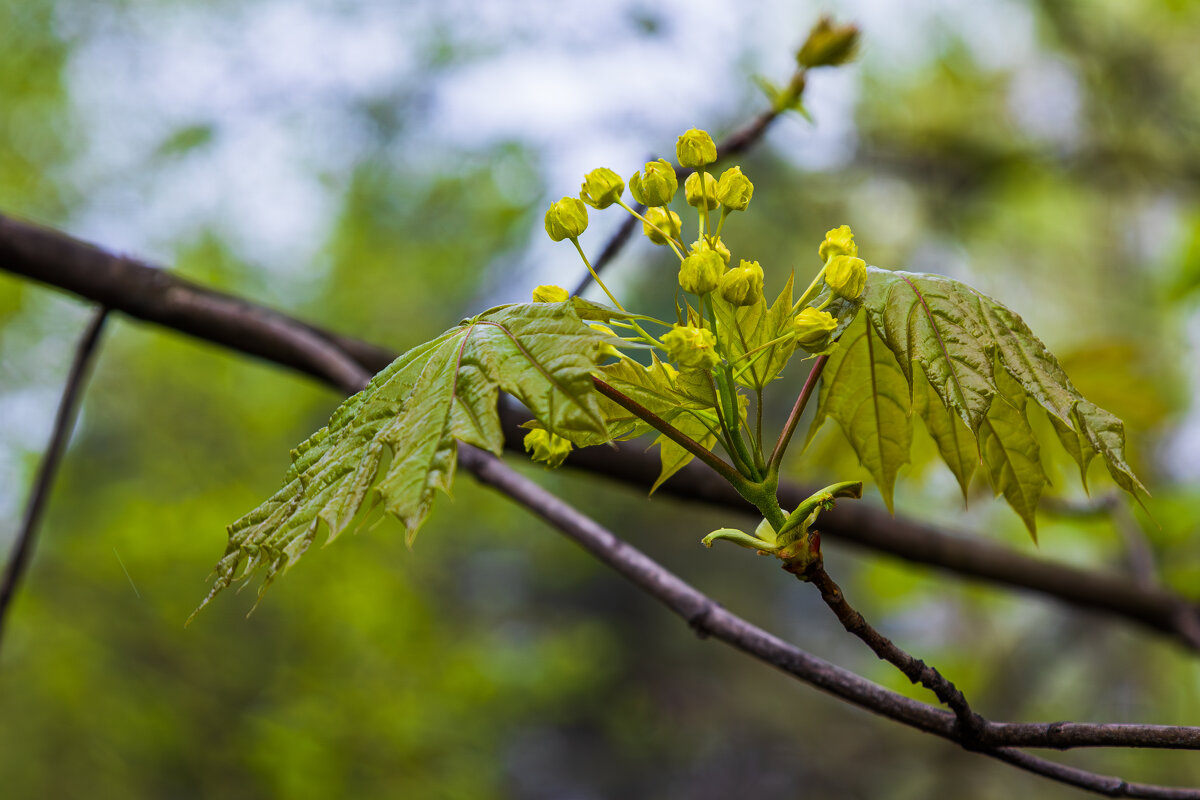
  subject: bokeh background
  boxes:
[2,0,1199,797]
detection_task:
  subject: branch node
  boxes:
[687,600,719,639]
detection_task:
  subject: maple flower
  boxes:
[661,324,721,371]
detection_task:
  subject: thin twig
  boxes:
[801,560,983,737]
[4,211,1200,649]
[0,306,110,650]
[591,375,747,489]
[457,445,1200,797]
[768,353,827,473]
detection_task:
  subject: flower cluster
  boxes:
[536,126,869,469]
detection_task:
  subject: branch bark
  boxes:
[2,210,1198,650]
[457,445,1200,798]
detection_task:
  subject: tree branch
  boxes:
[3,210,1198,650]
[0,306,109,650]
[800,560,983,735]
[457,444,1200,798]
[4,215,1196,795]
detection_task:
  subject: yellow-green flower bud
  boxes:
[715,166,754,211]
[580,167,624,209]
[824,255,866,299]
[629,158,678,207]
[676,128,717,168]
[661,324,720,371]
[792,307,838,347]
[684,171,720,210]
[523,428,574,468]
[796,16,860,68]
[691,236,731,265]
[642,207,681,245]
[532,284,569,303]
[718,260,765,306]
[679,248,725,295]
[818,224,857,262]
[544,196,589,242]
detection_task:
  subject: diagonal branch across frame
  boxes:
[1,216,1198,796]
[2,210,1196,650]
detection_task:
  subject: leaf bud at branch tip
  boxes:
[642,207,682,245]
[715,166,754,211]
[544,196,589,242]
[629,158,678,207]
[796,16,860,69]
[719,260,765,306]
[684,171,720,210]
[824,255,866,300]
[661,324,721,371]
[532,284,569,303]
[580,167,624,209]
[676,128,717,168]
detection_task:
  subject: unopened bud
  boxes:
[824,255,866,300]
[684,171,720,210]
[818,224,857,262]
[544,196,589,242]
[629,158,678,207]
[580,167,625,209]
[676,128,717,168]
[642,207,682,245]
[715,166,754,211]
[523,428,574,468]
[719,260,765,306]
[679,248,725,295]
[792,307,838,348]
[661,324,720,371]
[532,284,569,303]
[796,16,860,69]
[691,236,731,265]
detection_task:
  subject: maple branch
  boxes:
[2,211,1198,650]
[457,444,1200,798]
[801,559,982,735]
[4,215,1198,795]
[0,305,109,650]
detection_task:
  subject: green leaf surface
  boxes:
[715,274,797,390]
[912,369,978,501]
[808,314,912,511]
[977,364,1047,537]
[650,408,721,493]
[199,302,617,614]
[865,268,1145,494]
[812,267,1145,536]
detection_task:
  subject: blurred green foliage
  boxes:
[1,1,1199,798]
